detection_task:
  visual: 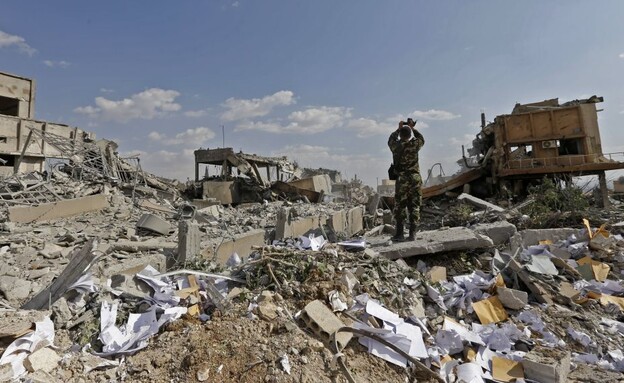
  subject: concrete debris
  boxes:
[2,71,624,382]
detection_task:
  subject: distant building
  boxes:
[0,71,93,176]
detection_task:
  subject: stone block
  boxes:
[522,347,570,383]
[0,276,32,301]
[24,347,61,373]
[472,221,517,245]
[301,300,352,350]
[497,287,528,310]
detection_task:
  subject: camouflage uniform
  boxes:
[388,127,425,231]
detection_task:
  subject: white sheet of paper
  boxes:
[435,329,464,355]
[443,317,484,346]
[0,316,55,380]
[394,322,428,359]
[456,362,485,383]
[366,300,402,325]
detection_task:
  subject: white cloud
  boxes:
[411,109,461,120]
[43,60,70,68]
[221,90,295,121]
[468,121,482,129]
[0,30,36,56]
[274,144,387,184]
[100,88,115,93]
[346,118,394,138]
[619,53,624,59]
[448,133,475,147]
[74,88,182,122]
[235,106,351,134]
[122,149,196,181]
[148,127,215,146]
[184,109,208,118]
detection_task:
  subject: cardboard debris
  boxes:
[492,356,524,382]
[577,256,610,282]
[472,296,508,324]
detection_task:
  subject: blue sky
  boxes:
[2,1,624,187]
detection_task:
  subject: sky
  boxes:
[1,1,624,187]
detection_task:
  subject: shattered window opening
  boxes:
[0,95,20,117]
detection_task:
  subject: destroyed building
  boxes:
[0,71,94,176]
[2,71,624,383]
[421,96,624,206]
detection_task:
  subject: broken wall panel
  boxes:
[8,194,109,223]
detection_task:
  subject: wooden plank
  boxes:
[21,239,97,310]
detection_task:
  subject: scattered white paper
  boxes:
[567,327,593,347]
[0,316,55,380]
[426,284,448,311]
[366,300,402,325]
[435,329,464,355]
[443,318,484,346]
[226,252,241,267]
[280,354,291,374]
[394,322,428,359]
[68,272,98,294]
[456,362,485,383]
[328,290,348,312]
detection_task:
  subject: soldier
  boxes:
[388,118,425,241]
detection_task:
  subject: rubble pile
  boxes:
[2,179,624,383]
[0,127,624,383]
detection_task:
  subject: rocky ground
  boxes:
[2,179,624,383]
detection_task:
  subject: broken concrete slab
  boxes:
[22,239,97,310]
[108,239,177,253]
[8,194,109,224]
[136,214,172,236]
[276,208,324,239]
[497,287,528,310]
[379,227,494,260]
[472,221,517,245]
[457,193,505,212]
[509,228,578,254]
[209,229,266,265]
[346,206,364,236]
[288,174,332,194]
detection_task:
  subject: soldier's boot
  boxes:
[391,221,405,242]
[407,221,416,241]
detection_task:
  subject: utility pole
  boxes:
[222,125,225,148]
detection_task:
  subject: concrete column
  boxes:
[178,220,201,264]
[598,171,610,208]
